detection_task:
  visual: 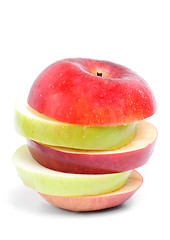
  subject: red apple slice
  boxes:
[39,170,142,212]
[27,121,157,174]
[27,58,156,126]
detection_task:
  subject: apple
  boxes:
[39,170,143,212]
[15,100,136,150]
[12,145,131,196]
[27,58,156,126]
[27,121,157,174]
[12,58,157,211]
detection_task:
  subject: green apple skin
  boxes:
[27,121,157,174]
[12,145,131,196]
[14,101,136,150]
[39,170,143,212]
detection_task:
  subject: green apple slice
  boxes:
[14,100,136,150]
[12,145,131,196]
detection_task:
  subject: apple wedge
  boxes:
[14,100,136,150]
[12,145,131,196]
[27,121,157,174]
[39,170,143,212]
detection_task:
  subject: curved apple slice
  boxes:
[14,100,136,150]
[39,170,143,212]
[12,145,131,196]
[28,58,156,126]
[27,121,157,174]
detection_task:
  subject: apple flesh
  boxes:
[12,145,131,196]
[27,121,157,174]
[15,100,136,150]
[28,58,156,126]
[39,170,143,212]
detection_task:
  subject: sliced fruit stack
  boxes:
[12,58,157,212]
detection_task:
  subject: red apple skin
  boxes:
[27,138,156,174]
[27,58,156,126]
[38,170,143,212]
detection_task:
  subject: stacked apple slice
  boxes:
[12,58,157,211]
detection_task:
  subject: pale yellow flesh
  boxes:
[47,121,157,154]
[14,100,136,150]
[12,145,131,196]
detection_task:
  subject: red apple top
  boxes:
[27,58,156,126]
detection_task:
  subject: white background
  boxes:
[1,0,169,239]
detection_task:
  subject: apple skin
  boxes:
[28,58,156,126]
[39,170,143,212]
[27,121,157,174]
[27,138,155,174]
[15,101,136,150]
[12,145,131,196]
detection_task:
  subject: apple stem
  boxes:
[97,72,102,77]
